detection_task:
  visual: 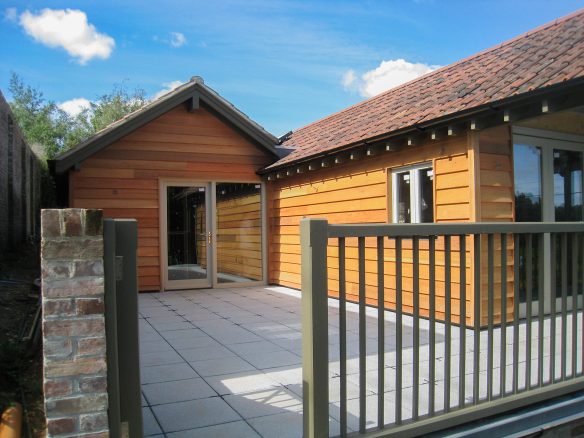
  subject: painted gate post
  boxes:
[300,218,329,438]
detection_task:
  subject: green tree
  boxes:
[8,73,149,206]
[64,84,148,149]
[8,73,70,159]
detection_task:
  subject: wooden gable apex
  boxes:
[53,77,279,174]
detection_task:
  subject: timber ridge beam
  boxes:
[262,88,584,182]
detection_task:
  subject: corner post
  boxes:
[301,218,329,438]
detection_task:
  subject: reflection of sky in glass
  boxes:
[553,150,582,208]
[514,144,541,199]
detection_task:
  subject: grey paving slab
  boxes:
[141,350,185,367]
[161,328,207,340]
[223,387,303,419]
[167,334,222,350]
[152,397,241,433]
[189,356,256,377]
[166,421,260,437]
[180,344,236,362]
[143,378,217,405]
[241,350,302,369]
[142,406,162,436]
[141,363,199,384]
[140,339,173,354]
[204,371,281,396]
[228,340,284,356]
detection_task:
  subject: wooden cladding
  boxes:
[268,134,476,322]
[70,103,273,291]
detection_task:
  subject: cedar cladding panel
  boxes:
[268,135,475,324]
[69,103,273,291]
[477,125,515,325]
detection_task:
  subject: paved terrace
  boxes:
[139,286,583,437]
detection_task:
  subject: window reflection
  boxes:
[553,149,583,221]
[216,183,262,283]
[514,144,542,222]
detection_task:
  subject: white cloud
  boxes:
[4,7,17,22]
[58,97,91,117]
[342,59,440,97]
[153,81,183,100]
[19,8,115,64]
[169,32,187,48]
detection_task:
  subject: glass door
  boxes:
[163,183,212,290]
[215,183,263,284]
[513,129,584,316]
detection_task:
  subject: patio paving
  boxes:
[139,285,584,437]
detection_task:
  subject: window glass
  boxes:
[396,171,411,223]
[419,168,434,223]
[553,149,583,221]
[514,144,542,222]
[393,164,433,224]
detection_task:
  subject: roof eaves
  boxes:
[260,76,584,173]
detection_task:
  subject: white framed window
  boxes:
[391,163,434,223]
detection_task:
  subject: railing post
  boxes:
[301,218,329,438]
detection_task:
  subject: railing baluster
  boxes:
[429,236,436,416]
[513,234,520,394]
[571,232,578,379]
[561,233,568,381]
[538,233,545,388]
[413,236,420,420]
[339,237,347,437]
[396,237,403,425]
[460,235,467,408]
[500,233,507,397]
[550,234,557,384]
[377,236,385,428]
[473,234,481,405]
[445,235,452,411]
[526,234,533,390]
[487,234,494,400]
[358,236,366,433]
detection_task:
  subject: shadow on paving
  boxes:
[136,285,442,437]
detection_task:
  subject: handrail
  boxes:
[301,218,584,437]
[327,221,584,238]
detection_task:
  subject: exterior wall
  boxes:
[69,103,274,291]
[268,134,475,324]
[40,209,108,437]
[0,90,41,251]
[476,126,515,324]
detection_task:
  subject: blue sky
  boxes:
[2,0,584,136]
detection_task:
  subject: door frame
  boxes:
[159,179,268,291]
[160,180,213,290]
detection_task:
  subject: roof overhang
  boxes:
[259,77,584,177]
[53,79,279,174]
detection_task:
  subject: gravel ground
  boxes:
[0,243,45,437]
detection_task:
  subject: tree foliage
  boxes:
[8,73,148,160]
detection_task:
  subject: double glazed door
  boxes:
[163,183,212,289]
[161,181,264,290]
[513,127,584,316]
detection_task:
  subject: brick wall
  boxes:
[41,209,109,437]
[0,90,41,251]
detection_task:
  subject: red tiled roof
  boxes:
[268,9,584,169]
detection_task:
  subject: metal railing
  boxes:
[300,219,584,437]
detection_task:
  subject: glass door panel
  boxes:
[215,183,263,284]
[165,184,211,289]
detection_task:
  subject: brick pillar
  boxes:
[41,209,109,437]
